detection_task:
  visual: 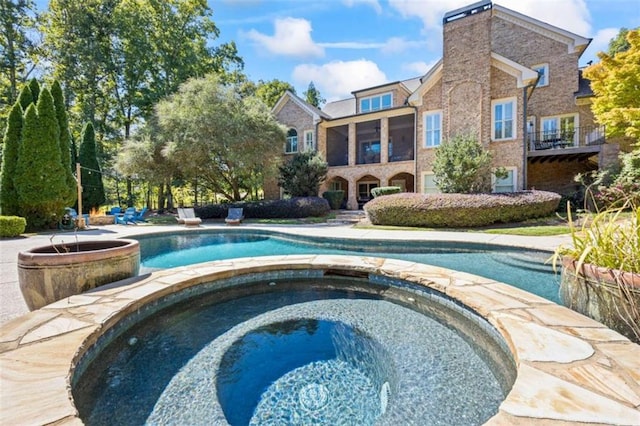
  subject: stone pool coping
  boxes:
[1,255,639,425]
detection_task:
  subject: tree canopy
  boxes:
[135,74,286,202]
[254,79,295,109]
[584,29,640,143]
[278,151,328,197]
[303,81,325,107]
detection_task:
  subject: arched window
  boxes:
[286,129,298,153]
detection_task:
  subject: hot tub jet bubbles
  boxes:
[299,383,330,411]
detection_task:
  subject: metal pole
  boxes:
[76,163,86,229]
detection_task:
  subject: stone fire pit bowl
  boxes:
[18,239,140,311]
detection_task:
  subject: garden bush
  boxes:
[371,186,401,198]
[364,191,561,227]
[196,197,330,219]
[322,190,345,210]
[0,216,27,237]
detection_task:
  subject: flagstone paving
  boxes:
[1,224,638,424]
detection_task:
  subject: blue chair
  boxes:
[65,207,90,226]
[133,207,148,222]
[225,208,244,226]
[106,206,122,215]
[115,207,137,225]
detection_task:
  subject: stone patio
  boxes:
[1,253,639,425]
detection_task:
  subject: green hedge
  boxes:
[364,191,561,227]
[0,216,27,237]
[196,197,330,219]
[371,186,401,198]
[322,190,345,210]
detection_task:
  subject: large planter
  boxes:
[18,239,140,311]
[560,257,640,343]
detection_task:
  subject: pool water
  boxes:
[138,232,560,302]
[74,279,512,426]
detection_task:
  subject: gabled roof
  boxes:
[272,90,330,121]
[490,52,539,88]
[407,60,443,106]
[322,98,356,119]
[492,3,591,55]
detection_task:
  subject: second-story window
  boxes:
[491,98,516,141]
[424,111,442,148]
[532,64,549,87]
[360,93,392,113]
[286,128,298,153]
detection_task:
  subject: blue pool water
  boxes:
[138,231,560,302]
[75,280,511,425]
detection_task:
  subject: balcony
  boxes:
[527,125,606,163]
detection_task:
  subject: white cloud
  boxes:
[319,41,385,49]
[389,0,592,37]
[318,37,424,53]
[243,17,324,58]
[402,60,439,76]
[292,60,387,101]
[581,27,620,64]
[343,0,383,14]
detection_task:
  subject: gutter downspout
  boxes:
[522,86,529,191]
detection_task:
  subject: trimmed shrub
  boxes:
[79,122,106,213]
[322,190,345,209]
[0,102,23,216]
[196,197,330,219]
[0,216,27,238]
[278,151,328,197]
[371,186,401,198]
[364,191,561,227]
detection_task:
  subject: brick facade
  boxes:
[272,2,615,209]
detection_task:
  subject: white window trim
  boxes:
[423,110,443,149]
[492,167,518,193]
[532,63,549,87]
[303,130,315,152]
[421,171,441,194]
[491,97,517,142]
[359,92,393,113]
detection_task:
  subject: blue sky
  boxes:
[33,0,639,103]
[212,0,639,102]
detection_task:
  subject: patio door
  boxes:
[542,115,577,145]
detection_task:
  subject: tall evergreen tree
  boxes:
[79,122,105,212]
[51,80,77,205]
[303,81,325,107]
[17,83,32,110]
[28,77,39,104]
[0,102,24,216]
[14,88,68,228]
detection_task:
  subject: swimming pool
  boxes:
[136,229,560,303]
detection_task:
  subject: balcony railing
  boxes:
[527,125,606,152]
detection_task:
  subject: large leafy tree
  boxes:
[254,79,295,109]
[14,88,68,228]
[0,0,38,112]
[0,102,23,215]
[584,29,640,143]
[158,74,286,201]
[278,151,328,197]
[78,122,106,212]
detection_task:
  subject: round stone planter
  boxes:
[559,257,640,343]
[18,239,140,311]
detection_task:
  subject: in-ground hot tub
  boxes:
[72,269,516,425]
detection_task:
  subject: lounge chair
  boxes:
[225,208,244,226]
[115,207,137,225]
[133,207,148,222]
[65,207,90,226]
[177,208,202,227]
[106,206,122,215]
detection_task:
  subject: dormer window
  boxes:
[532,64,549,87]
[360,93,392,113]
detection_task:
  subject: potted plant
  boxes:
[553,203,639,343]
[18,238,140,310]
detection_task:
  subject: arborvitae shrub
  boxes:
[78,122,106,213]
[51,80,77,206]
[0,103,23,216]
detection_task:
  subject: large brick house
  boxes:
[272,1,618,209]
